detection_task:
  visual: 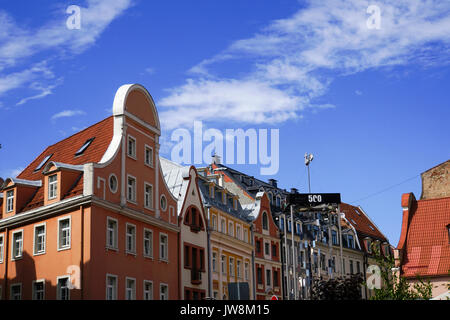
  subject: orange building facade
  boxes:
[0,84,179,300]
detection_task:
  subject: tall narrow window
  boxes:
[145,145,153,167]
[244,262,249,280]
[127,136,136,158]
[143,281,153,300]
[237,260,241,278]
[262,212,268,230]
[125,278,136,300]
[160,284,168,300]
[6,190,14,213]
[106,275,117,300]
[57,277,70,300]
[75,138,95,156]
[144,183,153,209]
[159,233,168,261]
[212,252,217,272]
[12,231,23,260]
[221,255,226,275]
[266,269,271,286]
[58,217,71,250]
[0,235,4,263]
[34,154,53,172]
[48,174,58,200]
[10,284,22,300]
[34,224,46,255]
[33,281,45,300]
[229,257,234,277]
[143,229,153,258]
[126,224,136,254]
[106,218,118,249]
[127,176,136,202]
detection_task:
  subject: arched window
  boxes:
[262,211,268,230]
[184,207,204,232]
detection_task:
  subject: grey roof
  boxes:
[160,157,191,216]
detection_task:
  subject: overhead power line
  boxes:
[349,174,420,204]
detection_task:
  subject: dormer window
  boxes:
[6,190,14,213]
[222,192,226,204]
[34,154,53,172]
[75,138,94,156]
[48,175,58,200]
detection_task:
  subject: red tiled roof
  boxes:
[11,117,113,214]
[17,116,113,181]
[340,202,388,242]
[402,197,450,278]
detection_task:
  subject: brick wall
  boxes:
[420,160,450,200]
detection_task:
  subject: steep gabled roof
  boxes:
[401,196,450,278]
[340,202,388,242]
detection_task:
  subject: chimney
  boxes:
[290,188,298,194]
[268,179,278,188]
[212,153,221,165]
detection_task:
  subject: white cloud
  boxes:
[159,0,450,129]
[51,109,86,120]
[0,0,133,103]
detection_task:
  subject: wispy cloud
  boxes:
[159,0,450,130]
[51,109,86,120]
[0,0,133,104]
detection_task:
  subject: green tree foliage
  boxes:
[367,244,433,300]
[311,274,364,300]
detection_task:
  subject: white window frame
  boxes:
[125,223,137,255]
[211,214,217,231]
[244,262,249,281]
[220,218,226,233]
[144,182,154,210]
[125,277,136,300]
[57,216,71,251]
[48,174,58,200]
[33,223,46,255]
[11,229,23,260]
[143,280,153,300]
[127,135,137,159]
[221,255,226,275]
[32,279,45,300]
[159,233,168,261]
[56,275,70,300]
[229,257,235,277]
[10,283,22,300]
[106,274,118,300]
[236,224,241,240]
[144,144,154,167]
[212,252,217,272]
[160,283,169,300]
[244,229,248,243]
[228,221,234,237]
[6,190,14,213]
[143,228,153,258]
[126,174,137,204]
[237,260,242,278]
[106,217,118,250]
[0,234,4,263]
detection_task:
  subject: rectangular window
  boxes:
[236,225,241,240]
[145,145,153,167]
[0,235,4,263]
[211,215,217,231]
[33,280,45,300]
[212,252,217,272]
[244,262,249,280]
[221,219,226,233]
[126,224,136,254]
[34,224,46,255]
[274,270,279,287]
[160,284,168,300]
[257,267,263,285]
[272,244,277,258]
[10,284,21,300]
[350,260,354,274]
[144,183,153,209]
[57,277,70,300]
[357,261,361,274]
[265,242,270,256]
[106,217,118,249]
[266,269,271,286]
[125,277,136,300]
[48,174,58,199]
[332,230,338,245]
[58,217,71,250]
[106,274,117,300]
[143,281,153,300]
[244,229,248,243]
[127,176,137,202]
[6,190,14,213]
[237,260,241,278]
[143,229,153,258]
[228,221,234,237]
[229,257,234,277]
[348,235,354,249]
[159,233,168,261]
[127,135,136,158]
[221,255,226,275]
[12,230,23,260]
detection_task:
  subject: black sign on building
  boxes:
[286,193,341,207]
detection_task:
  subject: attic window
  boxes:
[350,219,357,225]
[75,138,95,156]
[369,225,375,231]
[34,154,53,172]
[354,209,361,216]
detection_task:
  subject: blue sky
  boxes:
[0,0,449,245]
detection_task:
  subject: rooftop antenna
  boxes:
[304,153,314,193]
